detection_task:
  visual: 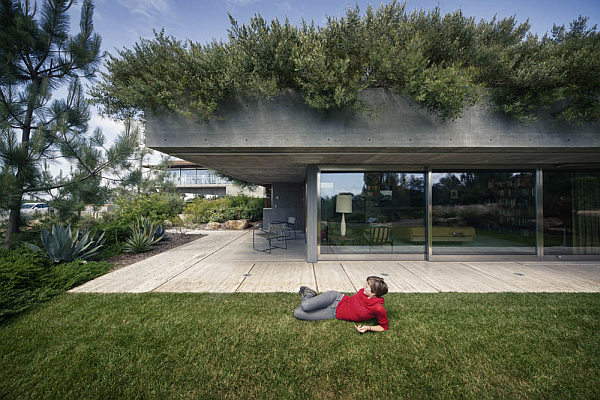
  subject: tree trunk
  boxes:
[3,201,22,247]
[3,82,36,248]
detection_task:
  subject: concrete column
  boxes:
[306,165,318,262]
[425,168,433,261]
[536,168,544,259]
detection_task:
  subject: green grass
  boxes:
[1,293,599,399]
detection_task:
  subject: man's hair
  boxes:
[367,276,388,297]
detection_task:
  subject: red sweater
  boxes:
[336,288,389,330]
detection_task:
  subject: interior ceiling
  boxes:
[169,149,600,185]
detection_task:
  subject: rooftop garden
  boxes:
[92,1,600,123]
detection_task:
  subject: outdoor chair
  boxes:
[363,225,393,253]
[271,216,297,240]
[252,223,288,253]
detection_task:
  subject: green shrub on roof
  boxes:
[92,1,600,123]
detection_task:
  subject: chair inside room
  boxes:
[363,225,393,253]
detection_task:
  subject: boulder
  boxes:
[225,219,249,230]
[164,219,174,229]
[206,222,221,230]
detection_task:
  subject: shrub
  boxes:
[0,244,112,322]
[45,260,112,291]
[116,192,184,226]
[183,195,263,224]
[93,192,183,248]
[0,246,52,321]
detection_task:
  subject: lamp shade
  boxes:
[336,194,353,214]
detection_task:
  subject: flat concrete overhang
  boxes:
[146,89,600,184]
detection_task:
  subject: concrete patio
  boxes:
[70,230,600,294]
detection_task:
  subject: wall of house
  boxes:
[262,182,304,232]
[146,89,600,185]
[147,89,600,152]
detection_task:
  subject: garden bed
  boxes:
[105,233,204,270]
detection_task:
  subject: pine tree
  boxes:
[0,0,136,246]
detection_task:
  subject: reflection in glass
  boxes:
[432,171,536,255]
[320,172,424,254]
[544,171,600,255]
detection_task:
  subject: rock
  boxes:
[225,219,249,230]
[206,222,221,230]
[178,213,189,222]
[164,219,174,229]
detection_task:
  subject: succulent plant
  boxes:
[123,217,164,253]
[28,224,106,262]
[154,223,166,241]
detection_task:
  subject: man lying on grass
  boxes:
[294,276,388,333]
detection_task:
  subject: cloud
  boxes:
[116,0,173,24]
[223,0,260,6]
[89,114,124,143]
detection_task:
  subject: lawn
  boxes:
[1,293,599,399]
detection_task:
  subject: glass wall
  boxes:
[431,171,536,255]
[544,171,600,255]
[317,169,599,259]
[320,172,424,254]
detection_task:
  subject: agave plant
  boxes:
[123,217,165,253]
[29,224,106,263]
[154,223,166,241]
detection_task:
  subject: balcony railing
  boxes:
[175,175,231,185]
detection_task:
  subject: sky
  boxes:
[62,0,600,171]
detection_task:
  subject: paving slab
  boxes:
[236,262,314,292]
[399,262,525,292]
[313,262,355,293]
[464,262,600,292]
[70,231,245,293]
[70,227,600,293]
[519,262,600,285]
[153,261,254,293]
[200,231,307,262]
[342,261,439,293]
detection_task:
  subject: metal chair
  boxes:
[252,223,288,253]
[363,225,393,253]
[272,216,297,240]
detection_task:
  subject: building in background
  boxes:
[157,160,265,199]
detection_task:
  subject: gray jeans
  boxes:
[293,291,345,321]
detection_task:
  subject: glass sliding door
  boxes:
[320,172,425,255]
[431,171,536,255]
[544,171,600,255]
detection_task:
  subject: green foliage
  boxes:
[123,217,164,253]
[0,0,138,246]
[116,192,184,226]
[29,224,106,263]
[0,245,111,321]
[97,192,182,246]
[0,246,52,321]
[183,195,263,224]
[92,2,600,123]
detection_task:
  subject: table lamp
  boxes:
[336,194,353,237]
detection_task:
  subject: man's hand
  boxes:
[355,324,370,334]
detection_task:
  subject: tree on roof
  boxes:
[91,1,599,123]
